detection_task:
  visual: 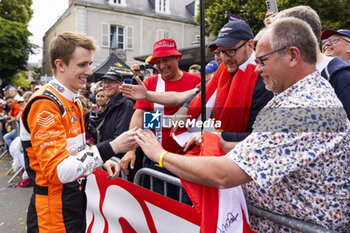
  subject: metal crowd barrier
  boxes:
[6,121,25,183]
[132,167,338,233]
[133,167,186,203]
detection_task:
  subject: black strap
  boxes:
[96,117,106,143]
[33,184,48,195]
[22,90,65,134]
[42,89,66,116]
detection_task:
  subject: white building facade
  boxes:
[42,0,200,76]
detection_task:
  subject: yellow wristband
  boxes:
[216,129,223,134]
[155,150,168,168]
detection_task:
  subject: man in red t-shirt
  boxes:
[121,38,200,199]
[2,96,20,148]
[5,96,20,124]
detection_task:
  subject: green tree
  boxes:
[200,0,350,39]
[32,67,42,81]
[0,0,34,86]
[15,71,30,88]
[0,17,32,85]
[0,0,33,24]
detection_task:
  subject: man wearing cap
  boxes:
[2,85,12,97]
[121,21,272,147]
[120,38,200,198]
[322,29,350,63]
[94,70,134,179]
[204,60,218,82]
[179,20,273,149]
[136,17,350,233]
[271,6,350,119]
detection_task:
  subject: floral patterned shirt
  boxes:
[228,71,350,232]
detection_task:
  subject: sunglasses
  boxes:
[255,46,288,67]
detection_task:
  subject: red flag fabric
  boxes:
[178,53,259,232]
[181,133,255,233]
[187,57,259,132]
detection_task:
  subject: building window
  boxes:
[109,0,126,7]
[101,23,133,50]
[157,29,169,41]
[155,0,170,14]
[111,25,124,49]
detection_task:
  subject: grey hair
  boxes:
[254,28,268,42]
[269,17,317,64]
[274,5,321,42]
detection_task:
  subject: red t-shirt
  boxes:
[134,72,201,153]
[10,101,20,118]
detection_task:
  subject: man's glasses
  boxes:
[322,36,350,45]
[217,40,249,57]
[255,46,288,67]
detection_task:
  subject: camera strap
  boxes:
[95,117,106,144]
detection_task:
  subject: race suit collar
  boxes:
[49,78,79,102]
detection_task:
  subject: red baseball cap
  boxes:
[321,29,350,40]
[150,38,182,64]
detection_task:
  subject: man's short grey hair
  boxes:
[274,5,321,42]
[269,17,317,64]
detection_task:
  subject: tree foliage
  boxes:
[32,67,42,81]
[0,17,32,85]
[15,71,30,88]
[0,0,33,24]
[0,0,33,85]
[199,0,350,39]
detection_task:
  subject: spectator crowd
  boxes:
[1,4,349,233]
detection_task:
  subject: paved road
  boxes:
[0,151,31,233]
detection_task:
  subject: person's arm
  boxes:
[135,130,252,188]
[121,76,197,106]
[23,99,137,184]
[98,99,134,158]
[6,115,16,124]
[183,87,201,108]
[119,109,143,174]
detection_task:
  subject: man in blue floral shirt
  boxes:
[135,17,350,232]
[233,17,350,232]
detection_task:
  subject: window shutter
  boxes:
[126,26,134,50]
[101,23,109,47]
[164,30,169,38]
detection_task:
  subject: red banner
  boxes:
[85,169,201,233]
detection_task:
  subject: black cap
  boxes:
[100,70,124,82]
[209,20,254,52]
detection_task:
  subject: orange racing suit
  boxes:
[20,79,116,233]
